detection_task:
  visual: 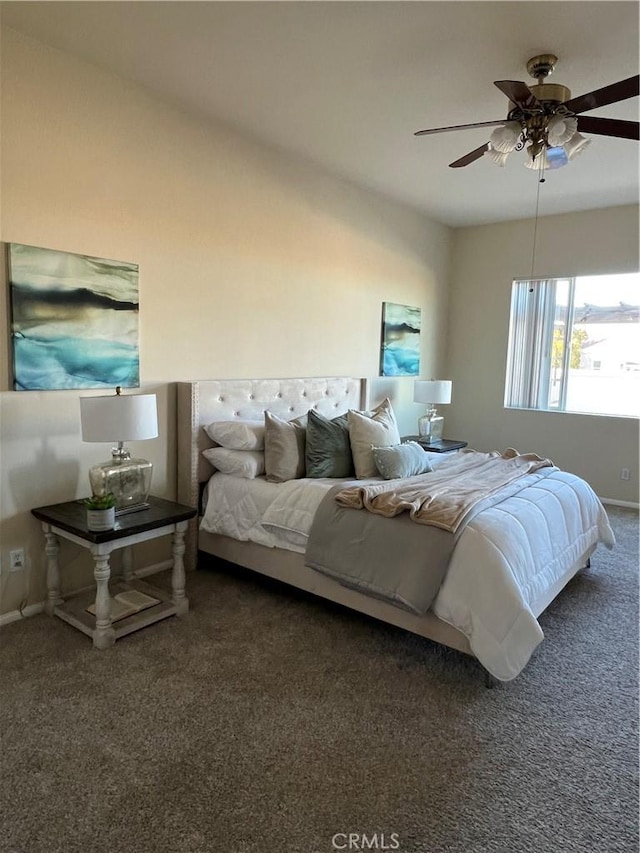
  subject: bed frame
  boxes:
[176,376,594,673]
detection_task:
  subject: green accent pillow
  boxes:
[305,409,354,478]
[372,441,433,480]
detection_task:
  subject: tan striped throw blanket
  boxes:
[334,448,554,533]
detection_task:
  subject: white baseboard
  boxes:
[0,560,174,627]
[134,559,174,578]
[0,602,45,627]
[601,498,640,510]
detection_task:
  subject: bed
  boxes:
[176,376,614,682]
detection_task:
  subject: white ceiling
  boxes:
[2,1,639,227]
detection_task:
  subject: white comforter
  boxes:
[200,463,614,680]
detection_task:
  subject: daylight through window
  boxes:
[505,272,640,417]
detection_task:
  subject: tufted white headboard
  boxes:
[176,377,368,517]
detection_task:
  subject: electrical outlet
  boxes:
[621,468,631,481]
[9,549,25,571]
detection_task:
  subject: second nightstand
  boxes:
[403,437,468,453]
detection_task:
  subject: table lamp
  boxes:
[413,380,452,441]
[80,387,158,514]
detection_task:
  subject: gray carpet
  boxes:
[1,506,637,853]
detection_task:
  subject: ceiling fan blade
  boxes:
[494,80,541,112]
[563,75,639,115]
[449,143,490,168]
[414,120,505,137]
[577,115,640,140]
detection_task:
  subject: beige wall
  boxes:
[0,30,452,615]
[446,205,639,503]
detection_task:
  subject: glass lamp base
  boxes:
[89,450,153,513]
[418,413,444,441]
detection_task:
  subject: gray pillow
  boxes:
[264,411,307,482]
[305,409,354,478]
[372,441,433,480]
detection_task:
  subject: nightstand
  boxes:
[403,437,468,453]
[32,496,197,649]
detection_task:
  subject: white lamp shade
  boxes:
[413,380,452,405]
[547,115,578,147]
[524,146,570,171]
[80,393,158,443]
[489,122,521,153]
[524,149,546,170]
[565,132,591,160]
[485,146,510,167]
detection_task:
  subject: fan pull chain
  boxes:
[529,162,545,282]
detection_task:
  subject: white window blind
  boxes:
[504,279,556,409]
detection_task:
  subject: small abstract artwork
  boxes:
[8,243,140,391]
[380,302,421,376]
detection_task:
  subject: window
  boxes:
[505,272,640,417]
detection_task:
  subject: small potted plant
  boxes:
[85,493,116,531]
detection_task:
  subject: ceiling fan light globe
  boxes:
[545,146,570,169]
[485,145,510,167]
[524,150,545,170]
[565,132,591,160]
[489,122,521,153]
[524,146,570,171]
[547,115,578,146]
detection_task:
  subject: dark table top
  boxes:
[31,495,197,544]
[403,437,468,452]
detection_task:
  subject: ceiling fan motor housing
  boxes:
[526,54,571,108]
[529,82,572,105]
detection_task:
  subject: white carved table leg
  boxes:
[42,523,64,616]
[171,520,189,616]
[91,547,115,649]
[122,545,134,586]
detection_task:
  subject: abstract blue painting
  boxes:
[380,302,421,376]
[8,244,139,391]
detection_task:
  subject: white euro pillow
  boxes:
[204,419,265,451]
[202,447,265,479]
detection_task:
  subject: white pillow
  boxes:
[347,398,401,479]
[204,419,265,451]
[202,447,265,479]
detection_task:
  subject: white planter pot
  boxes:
[86,507,115,531]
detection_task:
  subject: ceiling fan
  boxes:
[414,54,639,170]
